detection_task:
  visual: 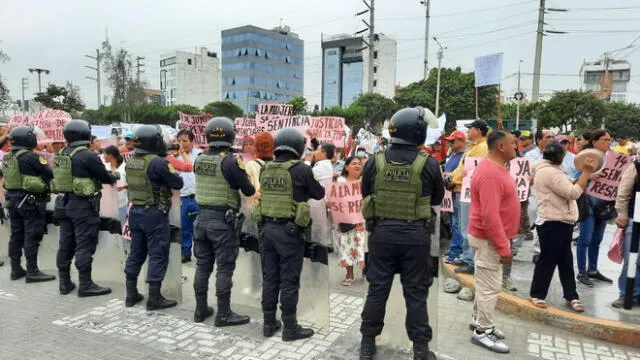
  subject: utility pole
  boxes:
[516,60,523,129]
[135,56,145,84]
[28,68,50,93]
[421,0,431,80]
[21,77,28,113]
[531,0,545,103]
[85,49,101,108]
[357,0,375,93]
[434,37,445,117]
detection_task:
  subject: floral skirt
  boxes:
[337,229,367,269]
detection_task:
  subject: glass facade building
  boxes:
[221,25,304,114]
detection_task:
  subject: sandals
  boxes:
[341,278,354,286]
[566,299,585,313]
[529,298,549,309]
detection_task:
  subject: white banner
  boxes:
[474,53,504,87]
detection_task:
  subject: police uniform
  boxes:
[53,120,117,297]
[1,126,55,283]
[124,125,184,310]
[359,108,444,360]
[192,117,256,325]
[253,127,325,341]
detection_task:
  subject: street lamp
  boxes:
[28,68,50,93]
[433,37,446,117]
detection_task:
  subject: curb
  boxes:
[441,262,640,347]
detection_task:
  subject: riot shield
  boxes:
[0,182,10,261]
[309,198,332,248]
[159,192,182,303]
[298,226,330,331]
[37,195,58,273]
[230,195,263,317]
[364,209,441,350]
[91,184,127,285]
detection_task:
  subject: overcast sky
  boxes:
[2,0,640,111]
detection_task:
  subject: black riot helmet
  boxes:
[206,117,235,148]
[387,107,435,146]
[63,119,92,146]
[274,127,306,158]
[8,126,37,150]
[132,125,166,155]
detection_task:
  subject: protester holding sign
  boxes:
[442,130,467,264]
[327,156,366,286]
[529,142,595,312]
[176,129,201,263]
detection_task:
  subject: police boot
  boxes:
[194,294,214,323]
[10,259,26,281]
[214,297,250,327]
[58,269,76,295]
[359,336,376,360]
[125,278,144,307]
[281,314,314,342]
[263,311,282,337]
[146,281,177,310]
[25,258,55,283]
[413,344,437,360]
[78,271,112,297]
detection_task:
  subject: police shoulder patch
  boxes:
[39,157,48,165]
[236,157,245,170]
[168,163,176,174]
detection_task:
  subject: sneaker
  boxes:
[612,296,638,309]
[471,328,510,353]
[451,257,465,266]
[455,263,474,275]
[468,316,505,339]
[444,254,459,264]
[502,277,518,292]
[589,271,613,283]
[577,273,594,287]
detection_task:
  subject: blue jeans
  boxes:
[180,197,199,257]
[448,192,463,258]
[618,223,640,297]
[459,201,474,265]
[576,196,607,274]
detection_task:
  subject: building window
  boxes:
[285,56,291,64]
[187,59,192,65]
[373,80,377,87]
[373,66,378,73]
[328,50,337,55]
[373,51,378,59]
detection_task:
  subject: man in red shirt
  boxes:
[467,129,519,354]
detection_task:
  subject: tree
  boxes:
[536,91,605,132]
[33,82,86,112]
[352,93,398,128]
[101,40,146,121]
[604,102,640,139]
[287,97,308,115]
[203,101,244,118]
[0,46,10,113]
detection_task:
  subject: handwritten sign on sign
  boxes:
[233,117,264,149]
[9,110,71,143]
[178,112,212,145]
[586,152,633,201]
[310,117,346,148]
[441,190,453,213]
[326,180,365,224]
[507,158,532,202]
[460,157,483,203]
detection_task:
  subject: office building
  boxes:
[221,25,304,114]
[321,33,397,109]
[159,47,221,108]
[579,58,631,102]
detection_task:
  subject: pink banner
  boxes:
[9,110,71,144]
[508,157,532,202]
[586,152,633,201]
[441,190,453,212]
[326,180,365,224]
[178,112,212,145]
[460,157,483,203]
[234,117,263,149]
[309,117,346,147]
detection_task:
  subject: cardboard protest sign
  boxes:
[9,110,71,144]
[234,117,264,149]
[460,157,483,203]
[441,190,453,212]
[586,152,633,201]
[177,112,212,145]
[507,157,532,202]
[326,180,365,224]
[309,117,346,147]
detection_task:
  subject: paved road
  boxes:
[0,256,639,360]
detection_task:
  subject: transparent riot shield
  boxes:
[161,192,182,303]
[38,194,61,273]
[230,195,263,318]
[309,198,332,248]
[299,226,330,332]
[92,184,127,285]
[0,183,10,261]
[364,209,441,350]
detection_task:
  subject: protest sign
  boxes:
[507,157,532,202]
[356,129,378,154]
[474,53,504,87]
[441,190,453,213]
[586,152,633,201]
[425,114,447,145]
[91,125,113,139]
[233,117,264,148]
[309,117,346,147]
[326,180,365,224]
[257,103,294,128]
[177,112,212,145]
[460,157,483,203]
[9,110,71,143]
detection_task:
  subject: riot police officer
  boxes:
[2,126,55,283]
[253,127,325,341]
[359,108,445,360]
[192,117,256,325]
[53,119,117,297]
[124,125,184,310]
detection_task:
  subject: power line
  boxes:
[378,0,536,20]
[447,31,536,52]
[569,6,640,11]
[436,21,537,41]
